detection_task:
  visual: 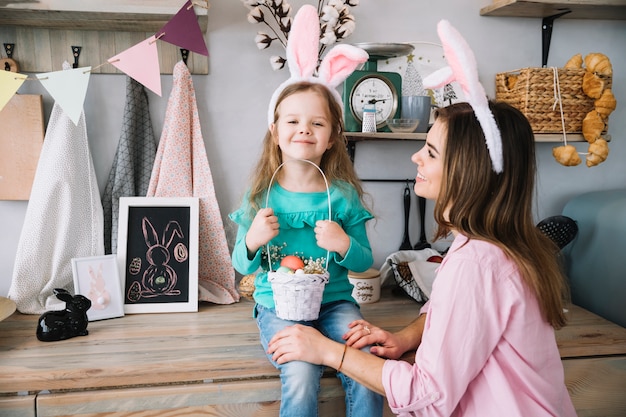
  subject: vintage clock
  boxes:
[343,43,414,132]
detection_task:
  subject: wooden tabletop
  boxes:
[1,290,625,396]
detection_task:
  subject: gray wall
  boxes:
[1,1,625,296]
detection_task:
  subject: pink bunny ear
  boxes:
[285,4,320,80]
[423,20,503,173]
[318,44,369,88]
[267,5,367,127]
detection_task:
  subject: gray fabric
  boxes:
[102,77,156,255]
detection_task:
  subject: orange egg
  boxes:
[280,255,305,271]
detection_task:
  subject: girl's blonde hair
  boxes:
[246,82,366,212]
[433,101,569,329]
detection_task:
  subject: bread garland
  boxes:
[553,52,615,167]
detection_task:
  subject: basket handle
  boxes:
[264,159,331,272]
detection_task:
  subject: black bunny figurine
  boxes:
[36,288,92,342]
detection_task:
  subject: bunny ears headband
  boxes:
[423,20,503,173]
[267,5,369,127]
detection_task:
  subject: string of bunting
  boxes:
[0,0,209,125]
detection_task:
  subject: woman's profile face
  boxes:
[411,119,445,201]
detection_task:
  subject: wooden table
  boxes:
[1,289,625,416]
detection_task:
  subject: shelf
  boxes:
[0,1,209,32]
[480,0,626,20]
[0,1,209,74]
[345,132,600,143]
[345,132,427,141]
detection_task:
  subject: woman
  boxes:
[267,100,577,417]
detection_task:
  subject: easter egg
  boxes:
[280,255,305,271]
[277,266,293,274]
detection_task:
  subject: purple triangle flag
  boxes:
[156,0,208,56]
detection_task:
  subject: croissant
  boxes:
[586,138,609,167]
[553,145,582,167]
[582,71,605,99]
[564,53,583,69]
[595,88,617,118]
[582,110,605,143]
[506,74,519,90]
[584,53,613,76]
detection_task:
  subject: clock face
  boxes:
[349,75,398,127]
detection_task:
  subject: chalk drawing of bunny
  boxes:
[136,217,185,298]
[87,263,111,310]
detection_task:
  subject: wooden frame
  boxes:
[117,197,199,314]
[71,254,125,321]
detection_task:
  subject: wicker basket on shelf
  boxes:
[495,67,611,134]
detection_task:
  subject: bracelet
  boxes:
[337,344,348,372]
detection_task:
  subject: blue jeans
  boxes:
[256,300,384,417]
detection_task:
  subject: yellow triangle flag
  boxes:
[0,71,27,113]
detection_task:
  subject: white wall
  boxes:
[1,1,625,296]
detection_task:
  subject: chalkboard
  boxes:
[117,197,199,313]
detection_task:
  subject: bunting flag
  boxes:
[109,36,162,96]
[0,71,27,113]
[156,0,208,56]
[3,1,208,114]
[36,66,91,126]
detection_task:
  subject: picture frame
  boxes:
[117,197,199,314]
[71,254,125,321]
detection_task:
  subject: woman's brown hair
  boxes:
[433,101,569,329]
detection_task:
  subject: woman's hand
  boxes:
[268,324,337,366]
[314,220,350,257]
[344,320,407,360]
[246,208,279,255]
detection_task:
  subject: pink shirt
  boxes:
[382,235,576,417]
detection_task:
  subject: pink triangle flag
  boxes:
[156,0,208,56]
[36,66,91,125]
[109,36,162,96]
[0,71,27,113]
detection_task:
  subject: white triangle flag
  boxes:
[36,66,91,125]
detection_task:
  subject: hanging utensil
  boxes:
[414,196,431,250]
[399,183,412,250]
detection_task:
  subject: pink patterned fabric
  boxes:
[147,61,238,304]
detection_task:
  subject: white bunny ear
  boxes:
[285,4,320,80]
[423,66,455,91]
[426,19,503,174]
[318,44,368,88]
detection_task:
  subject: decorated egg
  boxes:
[277,266,294,274]
[280,255,305,271]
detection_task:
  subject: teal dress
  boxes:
[229,180,374,309]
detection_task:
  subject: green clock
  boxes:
[342,43,414,132]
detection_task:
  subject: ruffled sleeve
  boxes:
[228,194,263,276]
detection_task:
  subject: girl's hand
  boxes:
[314,220,350,257]
[268,324,335,366]
[246,208,279,254]
[344,320,406,360]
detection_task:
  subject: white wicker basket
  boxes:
[266,160,330,321]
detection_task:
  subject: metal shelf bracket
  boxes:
[542,9,571,67]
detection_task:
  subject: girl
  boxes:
[229,80,383,417]
[266,21,576,417]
